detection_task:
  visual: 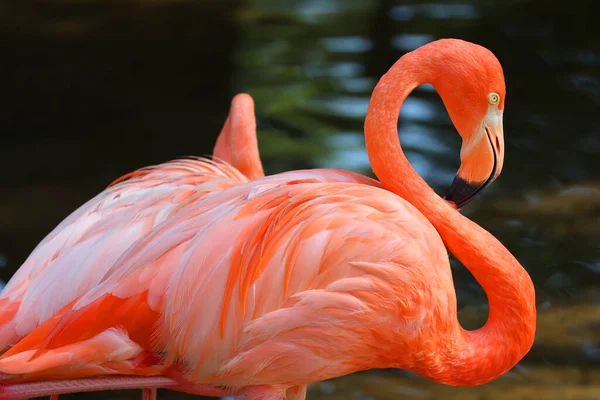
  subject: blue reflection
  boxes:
[338,77,376,93]
[421,3,478,19]
[391,33,436,51]
[296,0,341,20]
[416,83,436,93]
[405,151,456,186]
[306,62,365,78]
[321,36,373,53]
[388,5,416,21]
[322,127,455,186]
[312,96,368,118]
[401,97,438,122]
[399,123,451,154]
[323,132,370,170]
[390,3,479,21]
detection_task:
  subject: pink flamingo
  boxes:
[0,39,535,400]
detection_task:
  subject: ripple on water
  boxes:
[391,33,436,52]
[306,62,365,79]
[311,96,369,118]
[323,132,370,170]
[321,36,373,53]
[390,3,479,21]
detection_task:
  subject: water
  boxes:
[1,0,599,398]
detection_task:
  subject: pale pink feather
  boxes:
[0,158,247,349]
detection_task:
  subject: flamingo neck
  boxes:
[364,52,536,386]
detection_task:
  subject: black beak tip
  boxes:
[445,176,485,209]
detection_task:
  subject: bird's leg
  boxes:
[142,388,156,400]
[50,395,59,400]
[0,376,178,400]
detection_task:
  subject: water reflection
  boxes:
[321,36,373,53]
[391,34,436,52]
[390,3,479,21]
[1,0,599,398]
[323,133,370,170]
[311,96,368,118]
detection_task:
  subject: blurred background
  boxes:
[1,0,599,398]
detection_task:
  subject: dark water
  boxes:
[1,0,599,399]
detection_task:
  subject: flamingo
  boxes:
[0,39,536,400]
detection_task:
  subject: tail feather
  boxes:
[0,328,148,379]
[2,291,159,363]
[0,299,20,352]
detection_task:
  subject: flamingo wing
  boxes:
[0,158,248,350]
[0,170,451,394]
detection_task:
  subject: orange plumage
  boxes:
[0,39,535,400]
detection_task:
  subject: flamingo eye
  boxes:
[489,93,500,105]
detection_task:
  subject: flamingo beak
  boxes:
[445,110,505,209]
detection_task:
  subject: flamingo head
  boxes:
[421,39,506,208]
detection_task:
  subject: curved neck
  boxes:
[364,53,536,385]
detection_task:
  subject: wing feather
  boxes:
[0,158,246,349]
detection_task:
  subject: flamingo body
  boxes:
[0,171,445,394]
[0,39,536,400]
